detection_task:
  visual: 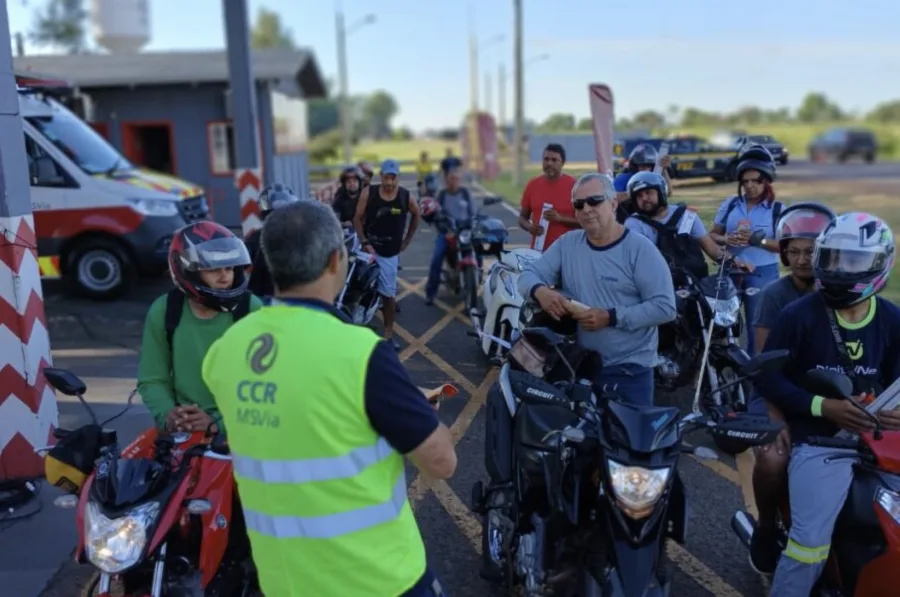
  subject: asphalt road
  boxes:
[26,177,773,597]
[775,158,899,181]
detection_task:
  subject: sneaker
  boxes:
[749,529,779,576]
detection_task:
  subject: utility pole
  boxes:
[484,70,492,117]
[0,0,57,481]
[513,0,525,188]
[469,32,479,114]
[222,0,262,236]
[498,63,506,129]
[335,9,352,166]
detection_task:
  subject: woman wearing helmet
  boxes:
[245,183,300,297]
[709,144,783,355]
[745,201,835,575]
[333,167,364,226]
[756,212,900,596]
[137,221,262,435]
[613,143,672,223]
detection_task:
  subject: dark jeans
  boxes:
[425,233,483,299]
[730,263,780,356]
[401,568,447,596]
[592,363,654,406]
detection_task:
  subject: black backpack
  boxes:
[635,203,709,280]
[721,196,783,235]
[164,289,252,350]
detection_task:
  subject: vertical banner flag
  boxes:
[477,113,501,180]
[588,84,615,176]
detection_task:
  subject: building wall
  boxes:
[527,133,597,164]
[85,82,310,228]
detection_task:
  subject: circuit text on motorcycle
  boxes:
[42,368,260,597]
[658,252,761,454]
[732,368,900,597]
[475,327,786,597]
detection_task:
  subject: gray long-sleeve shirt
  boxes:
[517,229,676,368]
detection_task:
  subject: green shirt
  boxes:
[137,293,263,428]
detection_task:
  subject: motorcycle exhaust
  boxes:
[731,510,755,550]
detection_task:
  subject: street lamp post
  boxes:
[470,33,504,114]
[336,10,376,166]
[513,0,524,187]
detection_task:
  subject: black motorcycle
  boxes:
[657,257,761,447]
[431,196,505,318]
[334,229,382,325]
[475,327,786,597]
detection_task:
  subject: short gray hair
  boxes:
[261,199,344,289]
[571,172,617,202]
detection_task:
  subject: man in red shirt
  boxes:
[517,143,579,251]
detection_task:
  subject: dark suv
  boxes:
[807,127,877,163]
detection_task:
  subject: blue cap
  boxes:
[381,159,400,176]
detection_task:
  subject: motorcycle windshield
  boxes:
[92,457,169,510]
[603,400,681,453]
[698,275,738,300]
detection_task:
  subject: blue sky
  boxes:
[8,0,900,130]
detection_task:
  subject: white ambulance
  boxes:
[18,72,208,299]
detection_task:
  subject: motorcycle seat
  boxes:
[516,402,582,451]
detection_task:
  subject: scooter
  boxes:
[335,229,382,326]
[732,369,900,596]
[41,368,259,597]
[475,247,541,364]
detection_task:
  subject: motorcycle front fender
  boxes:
[604,537,670,597]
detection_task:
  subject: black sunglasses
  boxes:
[573,195,607,210]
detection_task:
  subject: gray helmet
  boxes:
[258,183,298,216]
[627,171,669,214]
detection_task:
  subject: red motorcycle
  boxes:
[43,367,259,597]
[732,369,900,596]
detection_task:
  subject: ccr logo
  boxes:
[246,333,277,374]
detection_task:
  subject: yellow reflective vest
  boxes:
[202,303,427,596]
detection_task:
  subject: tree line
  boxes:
[22,1,404,163]
[539,92,900,133]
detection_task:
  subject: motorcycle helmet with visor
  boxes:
[627,171,670,214]
[813,212,895,309]
[626,143,658,172]
[775,202,836,266]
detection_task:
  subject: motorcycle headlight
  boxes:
[498,270,515,296]
[84,501,159,573]
[458,229,472,245]
[126,198,179,217]
[607,460,671,519]
[705,295,741,327]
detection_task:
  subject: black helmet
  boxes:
[627,171,669,215]
[340,166,363,189]
[258,183,298,216]
[627,143,658,171]
[736,143,776,182]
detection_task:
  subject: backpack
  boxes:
[436,187,473,218]
[164,289,252,350]
[721,196,783,235]
[635,203,709,280]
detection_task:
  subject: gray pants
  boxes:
[769,444,855,596]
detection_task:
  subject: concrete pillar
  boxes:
[222,0,263,236]
[0,0,57,480]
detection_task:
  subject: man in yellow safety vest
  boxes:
[202,199,457,596]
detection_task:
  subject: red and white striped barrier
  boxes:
[0,214,57,480]
[236,167,263,237]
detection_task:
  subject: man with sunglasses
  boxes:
[518,172,676,404]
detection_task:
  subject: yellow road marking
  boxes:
[408,369,498,503]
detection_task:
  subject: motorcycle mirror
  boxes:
[749,230,766,247]
[561,427,586,444]
[739,349,790,378]
[708,412,784,447]
[801,369,853,400]
[483,196,503,206]
[692,446,719,461]
[43,367,87,397]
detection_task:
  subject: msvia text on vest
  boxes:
[235,380,280,428]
